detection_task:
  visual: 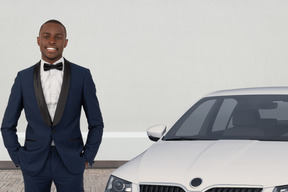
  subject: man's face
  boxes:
[37,22,68,64]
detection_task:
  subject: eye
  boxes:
[43,35,49,39]
[55,36,62,40]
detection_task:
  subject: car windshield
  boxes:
[163,95,288,141]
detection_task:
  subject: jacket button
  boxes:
[52,129,56,133]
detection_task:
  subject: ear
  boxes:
[37,37,40,46]
[64,39,68,48]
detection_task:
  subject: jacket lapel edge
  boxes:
[33,62,52,127]
[53,59,71,126]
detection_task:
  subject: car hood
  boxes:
[112,140,288,190]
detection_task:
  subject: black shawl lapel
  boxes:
[53,58,71,126]
[33,62,52,127]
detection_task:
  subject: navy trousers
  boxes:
[21,147,84,192]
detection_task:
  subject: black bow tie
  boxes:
[44,62,63,71]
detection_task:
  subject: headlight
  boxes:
[274,185,288,192]
[105,175,132,192]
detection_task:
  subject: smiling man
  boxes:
[1,20,104,192]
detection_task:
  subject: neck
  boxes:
[42,57,64,64]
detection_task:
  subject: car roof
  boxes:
[204,87,288,97]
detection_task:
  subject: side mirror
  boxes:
[147,124,167,142]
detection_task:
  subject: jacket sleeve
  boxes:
[1,72,23,166]
[82,69,104,165]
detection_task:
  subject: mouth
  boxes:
[46,47,58,52]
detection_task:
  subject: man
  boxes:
[1,20,104,192]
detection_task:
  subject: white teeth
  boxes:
[47,47,56,50]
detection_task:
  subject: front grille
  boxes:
[206,188,263,192]
[140,186,263,192]
[140,185,185,192]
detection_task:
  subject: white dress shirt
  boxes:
[40,58,64,122]
[40,58,64,146]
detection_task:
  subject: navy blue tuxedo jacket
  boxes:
[1,59,104,175]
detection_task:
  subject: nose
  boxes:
[48,37,56,44]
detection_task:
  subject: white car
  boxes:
[105,87,288,192]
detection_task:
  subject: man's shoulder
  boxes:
[18,61,40,75]
[68,61,88,70]
[67,60,90,74]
